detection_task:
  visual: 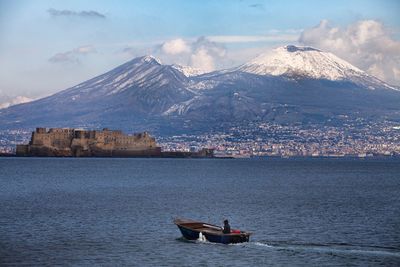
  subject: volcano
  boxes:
[1,45,399,134]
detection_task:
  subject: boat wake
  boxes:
[175,236,400,258]
[175,235,212,245]
[251,241,400,258]
[197,232,208,243]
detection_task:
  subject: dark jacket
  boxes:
[223,222,231,234]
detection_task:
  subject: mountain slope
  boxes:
[0,55,196,130]
[0,46,399,134]
[53,55,193,111]
[164,71,400,125]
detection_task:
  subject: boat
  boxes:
[174,218,252,244]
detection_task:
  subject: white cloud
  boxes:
[49,45,97,63]
[161,38,191,55]
[75,45,96,54]
[299,20,400,85]
[0,96,34,109]
[47,8,106,19]
[190,48,215,72]
[394,68,400,81]
[157,37,226,72]
[155,31,303,71]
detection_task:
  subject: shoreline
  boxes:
[1,153,399,160]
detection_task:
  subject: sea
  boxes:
[0,157,399,266]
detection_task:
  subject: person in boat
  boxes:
[222,219,231,234]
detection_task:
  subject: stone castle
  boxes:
[16,128,161,157]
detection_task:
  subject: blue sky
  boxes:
[0,0,399,104]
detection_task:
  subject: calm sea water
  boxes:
[0,157,399,266]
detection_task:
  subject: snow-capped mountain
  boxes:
[238,45,398,91]
[62,55,188,97]
[0,45,399,133]
[239,45,365,80]
[47,55,195,115]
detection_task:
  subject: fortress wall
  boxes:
[113,134,157,150]
[31,132,52,147]
[16,145,29,156]
[71,138,90,151]
[31,128,74,149]
[18,127,162,157]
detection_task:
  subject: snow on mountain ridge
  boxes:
[239,45,366,81]
[140,55,162,65]
[171,64,206,77]
[62,55,184,97]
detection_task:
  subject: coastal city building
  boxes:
[1,120,399,158]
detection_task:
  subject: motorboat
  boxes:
[174,218,251,244]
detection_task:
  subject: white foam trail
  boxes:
[315,247,400,258]
[197,232,207,242]
[252,242,400,257]
[253,242,273,248]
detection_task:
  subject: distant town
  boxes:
[1,118,399,158]
[158,119,400,158]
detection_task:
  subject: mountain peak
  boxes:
[283,45,321,53]
[136,55,162,65]
[238,45,365,80]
